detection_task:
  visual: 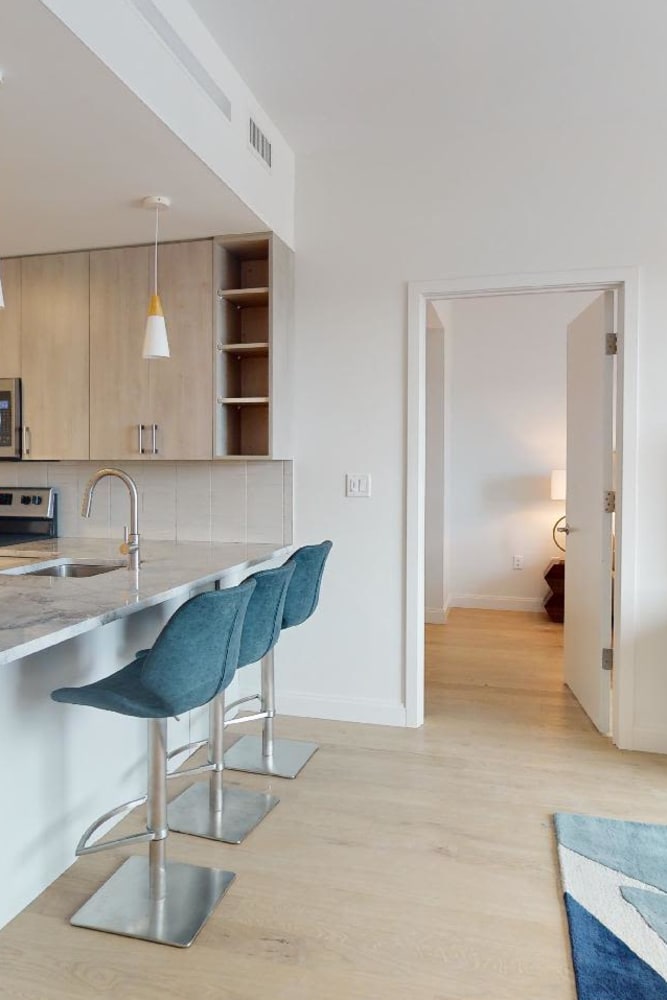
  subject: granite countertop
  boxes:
[0,538,288,665]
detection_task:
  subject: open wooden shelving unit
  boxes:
[214,233,293,459]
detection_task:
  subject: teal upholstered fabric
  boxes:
[51,579,255,718]
[281,541,333,629]
[238,563,295,668]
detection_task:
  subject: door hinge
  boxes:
[605,332,618,356]
[603,490,616,513]
[601,647,614,672]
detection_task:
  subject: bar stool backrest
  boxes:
[281,540,333,630]
[238,563,296,668]
[141,579,255,715]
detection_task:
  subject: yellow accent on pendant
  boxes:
[148,294,164,317]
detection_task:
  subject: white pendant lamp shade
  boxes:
[142,294,169,358]
[141,195,171,359]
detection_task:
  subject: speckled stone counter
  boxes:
[0,538,288,665]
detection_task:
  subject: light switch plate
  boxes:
[346,474,372,498]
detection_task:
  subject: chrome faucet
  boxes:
[82,468,141,571]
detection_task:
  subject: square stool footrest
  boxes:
[169,781,279,844]
[224,735,319,779]
[71,855,235,947]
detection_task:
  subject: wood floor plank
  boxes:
[1,608,665,998]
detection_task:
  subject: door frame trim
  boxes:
[406,267,639,747]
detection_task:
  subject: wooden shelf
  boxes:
[221,342,269,358]
[214,231,292,459]
[219,397,269,406]
[219,287,269,307]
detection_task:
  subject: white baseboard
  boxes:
[277,692,407,727]
[619,727,667,755]
[449,594,545,613]
[425,606,448,624]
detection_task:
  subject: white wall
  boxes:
[279,117,667,748]
[445,292,595,612]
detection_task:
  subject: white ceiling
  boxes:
[190,0,667,155]
[0,0,263,257]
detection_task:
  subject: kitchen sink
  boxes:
[27,562,124,578]
[0,558,126,578]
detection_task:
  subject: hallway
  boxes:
[2,610,666,999]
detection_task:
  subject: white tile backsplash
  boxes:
[247,461,284,543]
[211,462,246,543]
[176,464,212,542]
[7,460,292,545]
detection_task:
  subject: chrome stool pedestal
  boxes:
[224,542,332,780]
[70,718,235,948]
[51,582,256,947]
[224,649,318,779]
[168,691,279,844]
[224,734,319,779]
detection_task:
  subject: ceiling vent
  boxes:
[132,0,232,121]
[249,117,272,168]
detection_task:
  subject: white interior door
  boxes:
[564,291,615,733]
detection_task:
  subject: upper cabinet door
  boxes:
[148,240,213,460]
[89,246,152,460]
[21,252,90,460]
[0,259,22,377]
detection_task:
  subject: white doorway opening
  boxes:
[406,268,639,748]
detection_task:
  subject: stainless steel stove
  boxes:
[0,487,58,546]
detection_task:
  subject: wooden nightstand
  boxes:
[544,559,565,623]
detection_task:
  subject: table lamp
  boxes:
[551,469,567,552]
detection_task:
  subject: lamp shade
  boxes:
[142,294,170,359]
[550,469,566,501]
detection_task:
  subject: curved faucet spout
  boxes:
[82,468,140,571]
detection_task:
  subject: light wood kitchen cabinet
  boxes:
[89,245,152,460]
[0,259,22,377]
[148,240,213,459]
[215,232,293,458]
[90,240,213,460]
[21,252,90,460]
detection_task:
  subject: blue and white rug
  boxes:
[555,813,667,998]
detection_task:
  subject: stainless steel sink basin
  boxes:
[27,562,124,578]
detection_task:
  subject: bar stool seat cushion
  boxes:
[52,657,175,718]
[52,583,255,719]
[281,541,333,629]
[238,563,295,668]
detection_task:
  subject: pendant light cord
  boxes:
[153,206,159,295]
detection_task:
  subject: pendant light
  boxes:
[141,195,171,359]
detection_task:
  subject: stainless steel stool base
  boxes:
[70,855,235,948]
[168,781,279,844]
[224,734,319,779]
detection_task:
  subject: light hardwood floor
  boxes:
[3,609,667,999]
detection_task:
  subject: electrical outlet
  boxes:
[512,555,523,570]
[346,474,372,498]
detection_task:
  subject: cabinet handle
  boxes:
[152,424,158,455]
[139,424,148,455]
[22,426,31,457]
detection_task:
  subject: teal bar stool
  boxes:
[168,562,295,844]
[50,579,255,948]
[225,540,333,779]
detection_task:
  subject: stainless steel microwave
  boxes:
[0,379,22,459]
